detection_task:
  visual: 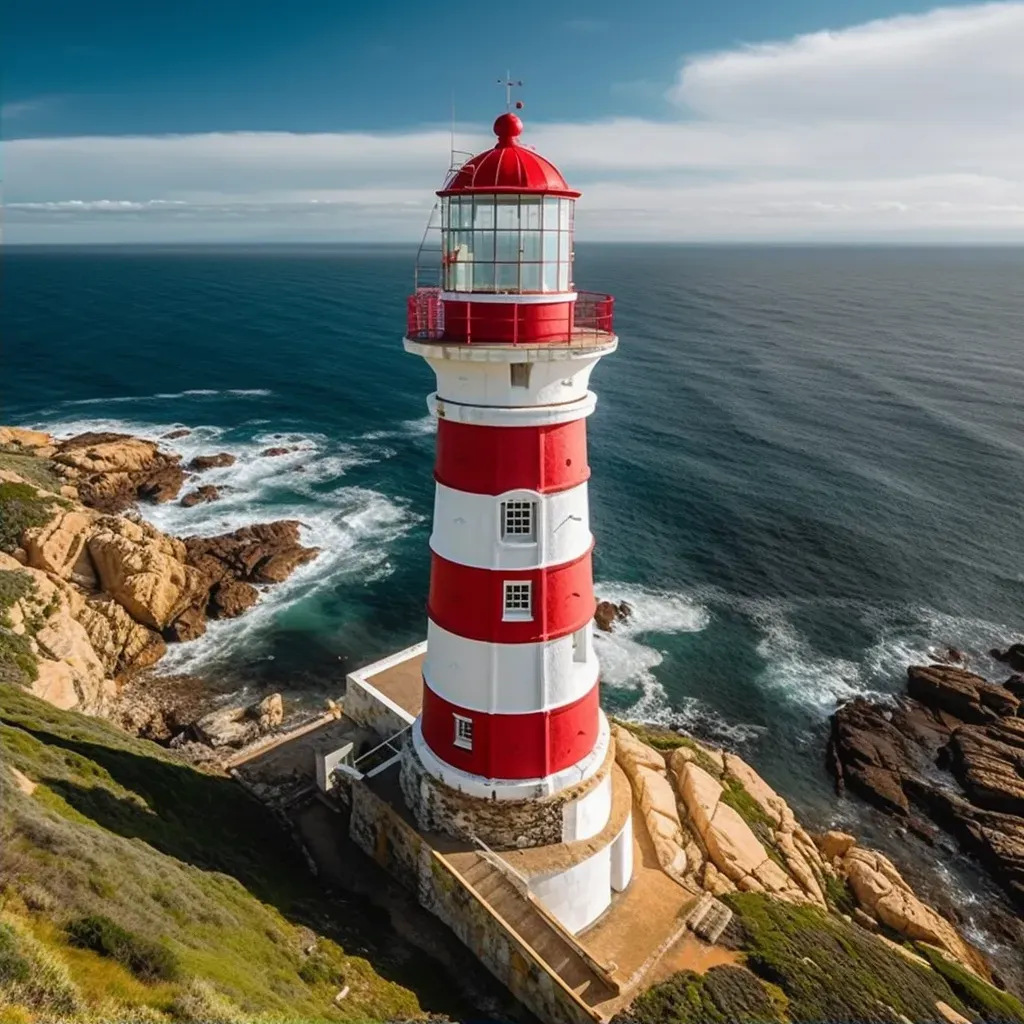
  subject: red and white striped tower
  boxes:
[402,112,631,931]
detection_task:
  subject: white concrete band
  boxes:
[561,770,612,843]
[423,619,597,715]
[430,391,597,428]
[404,337,617,364]
[430,482,591,571]
[411,710,611,801]
[439,291,578,304]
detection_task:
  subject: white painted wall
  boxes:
[561,770,612,843]
[424,620,597,714]
[422,349,604,408]
[529,845,612,935]
[610,816,634,892]
[431,483,591,572]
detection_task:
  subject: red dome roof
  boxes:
[438,114,580,198]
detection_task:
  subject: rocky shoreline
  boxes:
[0,425,319,762]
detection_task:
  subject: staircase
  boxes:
[454,852,618,1007]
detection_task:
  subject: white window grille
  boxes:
[510,363,531,388]
[503,581,533,620]
[501,499,535,541]
[453,714,474,750]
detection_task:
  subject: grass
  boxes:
[0,572,39,687]
[917,944,1024,1022]
[0,450,65,498]
[0,684,479,1022]
[721,892,1024,1023]
[616,964,783,1024]
[0,481,62,554]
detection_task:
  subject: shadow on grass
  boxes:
[17,722,481,1018]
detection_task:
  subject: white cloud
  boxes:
[7,3,1024,242]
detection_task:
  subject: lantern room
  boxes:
[407,112,613,345]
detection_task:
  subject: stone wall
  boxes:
[349,779,599,1024]
[400,742,612,850]
[344,674,415,738]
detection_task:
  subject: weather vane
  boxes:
[497,72,524,111]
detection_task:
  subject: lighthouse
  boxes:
[400,111,632,934]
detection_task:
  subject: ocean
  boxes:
[6,243,1024,947]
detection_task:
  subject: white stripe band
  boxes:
[430,391,597,427]
[430,482,591,571]
[423,619,598,714]
[439,291,578,304]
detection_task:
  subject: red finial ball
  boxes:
[493,112,523,145]
[515,100,524,109]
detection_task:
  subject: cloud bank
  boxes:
[7,2,1024,243]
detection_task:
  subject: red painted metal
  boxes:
[438,114,580,198]
[427,548,595,644]
[435,418,589,496]
[406,289,614,343]
[420,680,600,780]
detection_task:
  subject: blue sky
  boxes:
[5,0,1024,242]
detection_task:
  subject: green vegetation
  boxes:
[0,482,59,554]
[917,944,1024,1022]
[618,964,783,1024]
[0,685,475,1022]
[0,572,39,687]
[0,450,65,498]
[66,914,182,983]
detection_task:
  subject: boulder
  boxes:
[195,705,259,748]
[946,720,1024,816]
[76,596,166,677]
[907,664,1019,723]
[703,802,769,884]
[163,606,207,643]
[209,579,259,619]
[181,485,220,507]
[22,509,94,579]
[256,693,283,730]
[184,521,319,587]
[87,517,208,630]
[594,599,631,632]
[260,447,295,457]
[0,427,53,449]
[677,760,724,838]
[991,644,1024,674]
[161,428,192,440]
[188,453,236,471]
[817,830,857,862]
[1004,675,1024,700]
[612,724,666,773]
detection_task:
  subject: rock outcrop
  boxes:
[595,599,632,632]
[181,485,220,507]
[193,692,285,749]
[51,432,187,511]
[614,722,990,981]
[830,662,1024,914]
[1,426,319,724]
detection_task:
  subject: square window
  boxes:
[501,498,535,537]
[509,363,532,389]
[503,581,533,620]
[572,625,589,663]
[453,714,473,750]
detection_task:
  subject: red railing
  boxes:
[405,288,615,344]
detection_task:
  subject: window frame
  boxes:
[453,713,474,751]
[500,498,536,541]
[502,580,534,621]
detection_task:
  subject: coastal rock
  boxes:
[209,579,259,619]
[817,830,857,863]
[181,485,220,507]
[54,432,186,511]
[256,692,284,730]
[992,644,1024,674]
[194,692,284,748]
[840,846,988,977]
[22,509,94,581]
[0,427,53,450]
[947,720,1024,816]
[260,446,295,457]
[162,605,207,643]
[188,453,236,471]
[184,521,319,586]
[88,516,208,630]
[76,596,166,677]
[907,664,1019,723]
[595,599,632,633]
[1004,675,1024,700]
[161,428,192,440]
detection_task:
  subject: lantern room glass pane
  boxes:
[521,198,542,230]
[543,197,560,228]
[473,263,495,290]
[495,231,520,263]
[496,197,519,229]
[542,262,559,292]
[542,231,559,262]
[559,199,571,231]
[521,230,542,262]
[496,263,519,291]
[473,199,495,230]
[557,262,570,292]
[473,230,495,261]
[521,264,542,292]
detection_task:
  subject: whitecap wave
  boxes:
[54,389,272,407]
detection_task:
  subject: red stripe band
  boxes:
[427,548,595,644]
[420,680,600,780]
[434,418,589,496]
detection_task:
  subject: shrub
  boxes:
[0,916,82,1014]
[618,965,781,1024]
[917,944,1024,1022]
[65,914,181,983]
[169,978,249,1024]
[298,949,345,987]
[0,627,38,686]
[0,482,55,553]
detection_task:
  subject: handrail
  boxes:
[353,723,411,768]
[406,288,615,344]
